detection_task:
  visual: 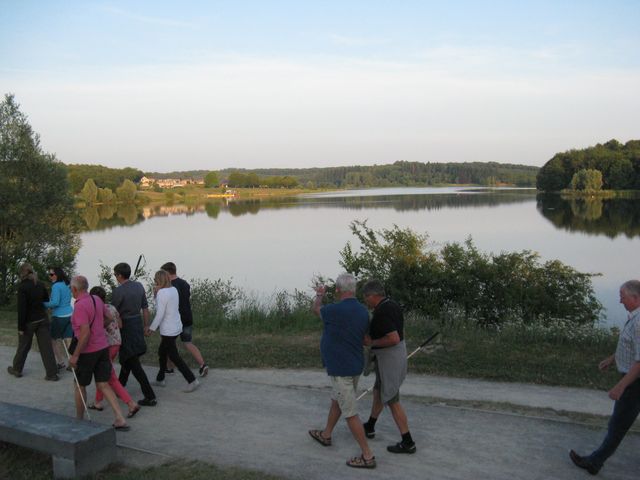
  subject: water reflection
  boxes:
[77,188,537,230]
[537,194,640,238]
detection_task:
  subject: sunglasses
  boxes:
[48,272,56,277]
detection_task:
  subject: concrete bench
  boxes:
[0,401,117,479]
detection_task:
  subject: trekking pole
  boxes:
[357,331,440,401]
[132,254,144,280]
[62,340,91,421]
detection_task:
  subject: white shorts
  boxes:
[330,375,360,418]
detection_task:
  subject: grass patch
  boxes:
[0,442,284,480]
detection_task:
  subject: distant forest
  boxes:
[148,161,538,188]
[67,164,144,194]
[536,139,640,192]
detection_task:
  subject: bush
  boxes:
[340,221,602,326]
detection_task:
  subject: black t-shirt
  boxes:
[171,277,193,327]
[369,298,404,349]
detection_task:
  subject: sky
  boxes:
[1,1,639,172]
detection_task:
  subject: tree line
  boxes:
[536,139,640,192]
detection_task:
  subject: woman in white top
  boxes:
[146,270,199,392]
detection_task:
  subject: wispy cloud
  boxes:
[100,5,198,29]
[328,33,389,47]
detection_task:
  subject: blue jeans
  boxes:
[588,377,640,468]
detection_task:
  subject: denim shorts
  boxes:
[179,325,193,342]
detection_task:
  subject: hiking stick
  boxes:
[132,254,144,280]
[62,340,91,421]
[357,331,440,401]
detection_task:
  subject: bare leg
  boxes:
[52,340,64,364]
[389,402,410,435]
[74,384,87,420]
[322,399,342,439]
[184,342,205,366]
[96,382,127,426]
[346,415,374,459]
[369,388,384,419]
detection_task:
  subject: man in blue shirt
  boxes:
[308,273,376,469]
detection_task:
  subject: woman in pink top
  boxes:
[88,286,140,418]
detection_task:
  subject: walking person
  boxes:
[111,262,157,407]
[67,276,129,430]
[570,279,640,475]
[87,286,140,418]
[361,279,416,455]
[7,263,59,381]
[146,270,199,392]
[44,266,73,371]
[160,262,208,377]
[308,273,376,469]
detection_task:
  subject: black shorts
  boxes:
[76,347,111,386]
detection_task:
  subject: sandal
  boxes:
[88,404,104,411]
[308,429,331,447]
[346,455,376,469]
[127,405,141,418]
[112,423,130,431]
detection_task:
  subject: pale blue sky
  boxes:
[1,1,639,170]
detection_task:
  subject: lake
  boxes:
[75,187,640,327]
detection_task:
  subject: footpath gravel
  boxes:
[1,345,638,480]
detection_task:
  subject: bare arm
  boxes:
[69,324,90,368]
[609,361,640,400]
[368,331,401,348]
[312,285,326,317]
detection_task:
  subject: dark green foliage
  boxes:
[0,94,79,304]
[569,168,603,192]
[537,139,640,192]
[227,171,298,188]
[204,171,219,187]
[67,164,144,194]
[340,221,602,326]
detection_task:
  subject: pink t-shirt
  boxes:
[71,293,109,354]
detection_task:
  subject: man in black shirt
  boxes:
[362,279,416,454]
[161,262,208,377]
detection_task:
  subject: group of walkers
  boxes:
[7,261,209,430]
[6,262,640,474]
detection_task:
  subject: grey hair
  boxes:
[18,263,37,283]
[335,273,357,294]
[621,280,640,297]
[70,275,89,292]
[362,279,386,297]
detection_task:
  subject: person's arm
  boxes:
[148,290,165,333]
[69,324,90,368]
[599,354,616,371]
[369,331,400,348]
[312,285,326,317]
[17,285,27,333]
[43,283,60,308]
[609,361,640,400]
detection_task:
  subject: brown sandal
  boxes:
[308,429,331,446]
[346,455,376,469]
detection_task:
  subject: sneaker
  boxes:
[364,422,376,439]
[387,441,416,454]
[45,374,60,381]
[138,398,157,407]
[184,379,200,393]
[7,366,23,378]
[199,364,209,377]
[153,379,166,387]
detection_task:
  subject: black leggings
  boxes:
[156,335,195,383]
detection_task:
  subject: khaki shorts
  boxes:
[330,375,360,418]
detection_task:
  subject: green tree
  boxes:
[80,178,98,204]
[116,179,137,203]
[97,187,115,204]
[0,94,79,304]
[204,171,219,188]
[569,169,603,192]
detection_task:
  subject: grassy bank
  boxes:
[1,301,620,390]
[0,442,283,480]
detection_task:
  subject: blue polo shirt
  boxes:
[320,298,369,376]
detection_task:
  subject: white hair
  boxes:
[335,273,357,293]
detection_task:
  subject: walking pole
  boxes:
[357,331,440,401]
[132,254,144,280]
[62,340,91,421]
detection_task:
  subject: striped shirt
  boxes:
[615,307,640,373]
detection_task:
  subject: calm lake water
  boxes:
[75,187,640,327]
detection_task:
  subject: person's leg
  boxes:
[156,337,169,382]
[128,355,156,400]
[389,401,410,435]
[105,346,135,408]
[165,336,196,383]
[118,357,132,387]
[346,415,374,460]
[321,399,342,439]
[34,321,58,377]
[184,342,205,366]
[96,382,128,427]
[12,323,35,373]
[74,383,88,419]
[588,381,640,469]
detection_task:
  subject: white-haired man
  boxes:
[308,273,376,469]
[570,279,640,475]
